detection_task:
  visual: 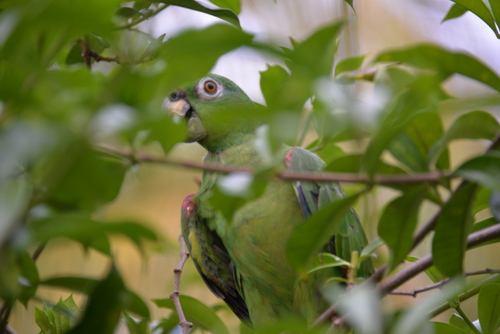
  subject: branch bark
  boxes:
[170,235,193,334]
[96,145,449,185]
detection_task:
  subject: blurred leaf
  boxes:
[374,44,500,91]
[344,0,355,11]
[259,64,291,109]
[208,0,241,14]
[390,111,449,172]
[474,187,492,214]
[287,192,361,272]
[160,0,240,28]
[359,237,384,261]
[449,313,469,331]
[325,154,406,174]
[442,4,468,22]
[249,319,327,334]
[490,191,500,221]
[153,296,230,334]
[313,143,345,164]
[0,177,31,245]
[65,42,83,65]
[18,251,40,307]
[478,284,500,334]
[123,313,150,334]
[363,75,443,176]
[30,215,157,254]
[66,266,126,334]
[450,0,499,38]
[47,144,127,212]
[115,7,142,18]
[378,188,427,270]
[430,111,499,165]
[335,55,365,76]
[454,153,500,192]
[160,24,252,92]
[432,183,477,277]
[432,322,468,334]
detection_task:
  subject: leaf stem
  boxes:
[455,305,481,334]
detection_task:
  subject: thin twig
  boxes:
[114,4,168,30]
[170,235,193,334]
[390,268,500,297]
[315,224,500,326]
[95,145,450,185]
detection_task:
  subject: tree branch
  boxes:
[95,145,450,185]
[315,224,500,326]
[390,268,500,297]
[170,235,193,334]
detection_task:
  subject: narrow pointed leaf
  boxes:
[378,188,427,270]
[287,193,360,271]
[160,0,240,28]
[374,44,500,91]
[432,183,477,277]
[442,4,468,22]
[208,0,240,14]
[478,283,500,334]
[450,0,499,38]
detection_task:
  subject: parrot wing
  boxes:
[180,194,251,325]
[284,147,374,277]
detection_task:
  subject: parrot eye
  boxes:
[204,80,218,94]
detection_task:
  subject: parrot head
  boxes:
[164,74,260,152]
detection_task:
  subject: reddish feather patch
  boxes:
[182,193,196,219]
[285,149,294,168]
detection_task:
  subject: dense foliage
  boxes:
[1,0,500,333]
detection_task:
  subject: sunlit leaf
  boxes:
[432,183,477,277]
[335,55,365,76]
[432,321,468,334]
[154,296,230,334]
[442,4,468,23]
[160,0,240,27]
[375,44,500,91]
[208,0,241,14]
[450,0,499,38]
[478,284,500,334]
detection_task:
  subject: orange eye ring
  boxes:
[204,80,218,94]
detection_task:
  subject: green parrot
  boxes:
[164,74,373,328]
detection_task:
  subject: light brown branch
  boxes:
[390,268,500,297]
[95,145,449,185]
[170,235,193,334]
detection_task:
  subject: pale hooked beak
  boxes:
[163,89,192,117]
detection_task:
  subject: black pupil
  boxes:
[170,91,178,99]
[206,82,216,92]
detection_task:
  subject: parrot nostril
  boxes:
[169,89,186,101]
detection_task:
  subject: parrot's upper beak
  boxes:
[163,89,193,118]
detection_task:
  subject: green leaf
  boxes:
[208,0,241,14]
[432,321,468,334]
[160,0,240,28]
[450,0,499,38]
[325,154,407,174]
[454,153,500,192]
[35,295,80,334]
[359,237,384,261]
[474,187,492,214]
[153,296,230,334]
[390,111,449,172]
[491,0,500,25]
[378,188,427,270]
[40,276,150,318]
[335,55,365,76]
[478,283,500,334]
[259,64,291,109]
[374,44,500,91]
[432,183,477,277]
[66,266,126,334]
[123,313,150,334]
[18,251,40,307]
[430,111,500,165]
[286,192,361,272]
[115,7,142,18]
[442,4,468,22]
[344,0,355,11]
[160,24,252,93]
